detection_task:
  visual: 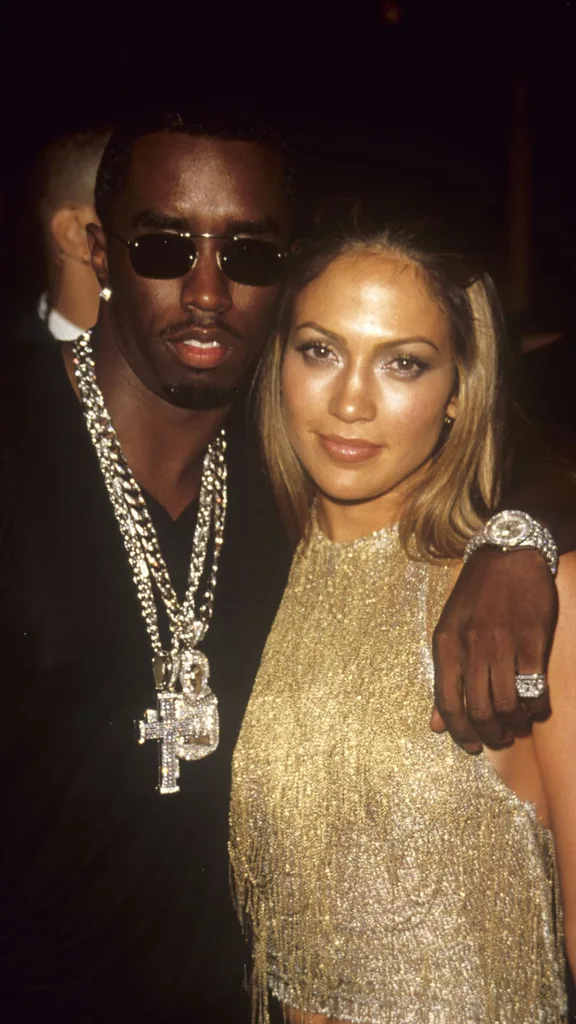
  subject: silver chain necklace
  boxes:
[73,331,227,794]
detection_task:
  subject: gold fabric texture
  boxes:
[230,523,566,1023]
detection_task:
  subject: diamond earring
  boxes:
[99,286,112,302]
[444,414,454,426]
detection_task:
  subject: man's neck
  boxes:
[62,329,232,520]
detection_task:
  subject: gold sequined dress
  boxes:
[230,522,566,1023]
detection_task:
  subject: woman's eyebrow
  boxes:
[380,335,440,353]
[295,322,440,353]
[295,321,344,343]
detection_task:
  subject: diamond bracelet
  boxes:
[463,510,558,577]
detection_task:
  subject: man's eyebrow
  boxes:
[131,209,189,232]
[129,211,282,237]
[295,322,440,353]
[227,218,281,236]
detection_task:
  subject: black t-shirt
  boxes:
[0,340,291,1021]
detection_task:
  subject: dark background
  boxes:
[0,0,574,335]
[0,2,574,1016]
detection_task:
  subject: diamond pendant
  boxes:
[138,649,219,794]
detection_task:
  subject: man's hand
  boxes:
[432,547,558,753]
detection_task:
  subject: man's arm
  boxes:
[432,454,575,753]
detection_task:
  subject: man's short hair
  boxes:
[94,111,293,230]
[36,129,111,227]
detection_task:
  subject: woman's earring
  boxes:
[99,286,112,302]
[444,414,454,426]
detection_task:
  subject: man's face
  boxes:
[90,132,292,408]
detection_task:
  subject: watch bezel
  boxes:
[485,510,531,547]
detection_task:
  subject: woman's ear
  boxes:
[446,393,459,420]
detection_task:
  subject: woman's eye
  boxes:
[387,355,428,377]
[296,342,336,363]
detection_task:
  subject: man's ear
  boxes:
[50,205,94,264]
[86,221,109,290]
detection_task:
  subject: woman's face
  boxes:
[281,251,459,534]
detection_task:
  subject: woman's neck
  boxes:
[316,492,403,542]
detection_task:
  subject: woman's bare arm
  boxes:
[532,550,576,975]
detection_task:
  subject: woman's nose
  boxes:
[328,370,377,423]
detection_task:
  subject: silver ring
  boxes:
[515,673,547,699]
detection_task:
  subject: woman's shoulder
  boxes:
[556,550,576,620]
[552,553,576,664]
[557,549,576,581]
[543,551,576,701]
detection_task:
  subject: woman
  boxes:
[229,226,574,1023]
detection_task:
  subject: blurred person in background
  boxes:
[13,129,110,345]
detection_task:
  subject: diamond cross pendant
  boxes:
[138,687,219,794]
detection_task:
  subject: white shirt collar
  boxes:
[38,293,83,342]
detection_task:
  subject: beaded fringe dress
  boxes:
[229,522,566,1024]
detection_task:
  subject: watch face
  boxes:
[486,511,530,546]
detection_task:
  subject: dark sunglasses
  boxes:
[112,231,289,287]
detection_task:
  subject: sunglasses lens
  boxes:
[127,234,287,285]
[130,235,194,279]
[220,239,287,286]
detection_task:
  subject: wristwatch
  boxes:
[463,510,558,576]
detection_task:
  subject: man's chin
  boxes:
[159,380,238,411]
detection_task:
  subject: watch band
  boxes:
[463,510,558,576]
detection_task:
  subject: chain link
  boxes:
[72,331,227,674]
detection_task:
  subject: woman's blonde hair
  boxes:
[258,226,510,560]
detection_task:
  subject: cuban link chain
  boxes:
[72,330,227,793]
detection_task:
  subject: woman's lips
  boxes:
[318,434,382,463]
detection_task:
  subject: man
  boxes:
[0,112,567,1021]
[0,112,293,1023]
[29,129,109,344]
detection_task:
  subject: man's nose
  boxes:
[180,243,233,315]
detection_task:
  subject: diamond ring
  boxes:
[515,673,547,700]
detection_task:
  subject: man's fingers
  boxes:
[430,706,447,733]
[433,629,482,753]
[488,652,531,737]
[521,691,551,720]
[512,566,556,721]
[433,546,559,752]
[462,684,511,749]
[460,630,511,749]
[515,642,552,721]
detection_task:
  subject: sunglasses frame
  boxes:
[111,230,288,286]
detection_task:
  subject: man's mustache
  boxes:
[160,314,243,342]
